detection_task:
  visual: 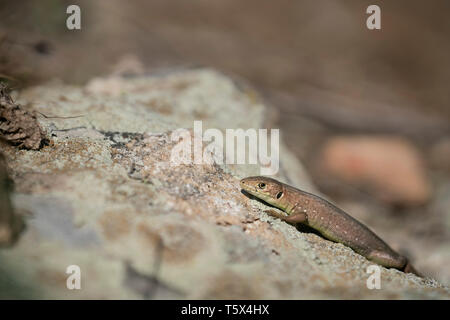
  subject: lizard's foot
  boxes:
[403,262,423,277]
[367,250,423,277]
[366,250,423,274]
[265,209,288,221]
[366,250,406,269]
[264,210,306,225]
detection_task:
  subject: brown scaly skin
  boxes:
[240,176,422,277]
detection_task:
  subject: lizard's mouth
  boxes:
[239,181,258,195]
[240,182,274,203]
[240,187,282,212]
[239,179,278,207]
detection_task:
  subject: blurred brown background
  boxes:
[1,0,449,283]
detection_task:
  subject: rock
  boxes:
[318,135,432,206]
[423,182,450,284]
[0,69,447,299]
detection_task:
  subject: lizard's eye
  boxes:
[258,182,266,189]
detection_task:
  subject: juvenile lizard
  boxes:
[240,176,421,276]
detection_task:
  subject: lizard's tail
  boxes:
[403,261,423,278]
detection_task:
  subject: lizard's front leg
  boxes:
[265,209,307,225]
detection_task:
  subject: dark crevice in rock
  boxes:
[100,130,144,148]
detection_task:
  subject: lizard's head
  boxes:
[240,176,285,208]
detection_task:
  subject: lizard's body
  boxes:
[240,176,421,276]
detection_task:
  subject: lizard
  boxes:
[240,176,422,276]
